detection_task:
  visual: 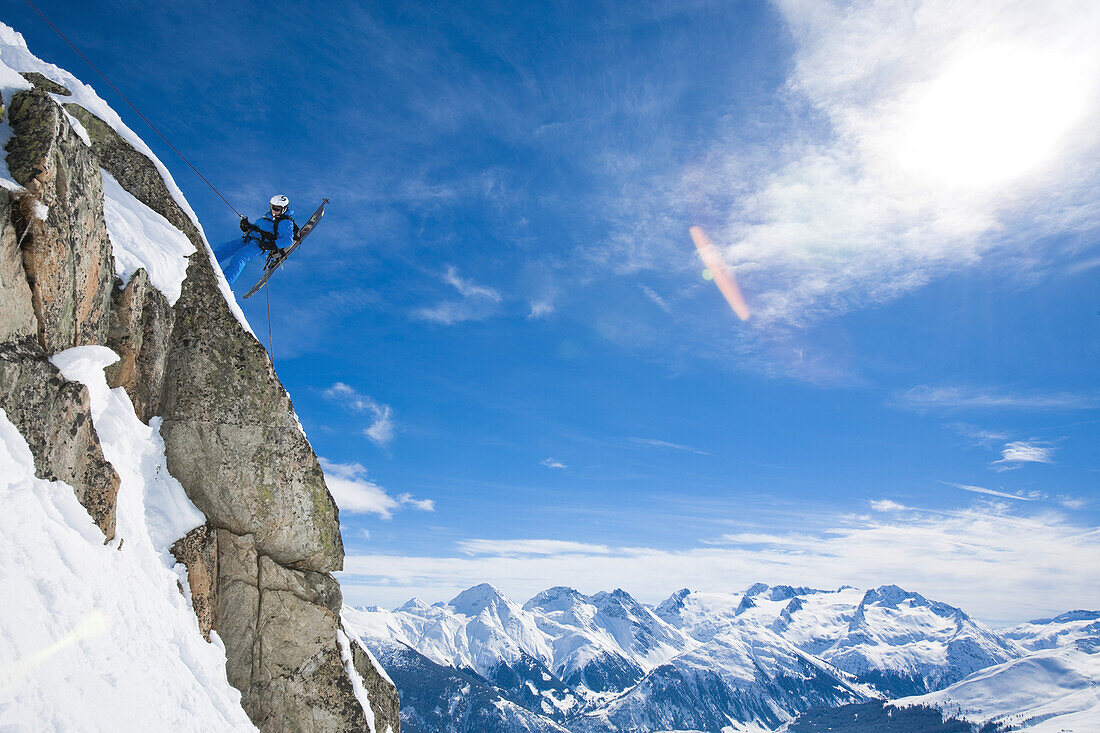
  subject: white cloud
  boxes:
[396,493,435,512]
[457,539,612,556]
[540,457,567,469]
[945,481,1040,501]
[1058,495,1086,510]
[949,422,1010,446]
[628,437,709,455]
[993,440,1056,470]
[640,285,671,312]
[323,383,396,446]
[870,499,908,512]
[443,265,502,302]
[413,266,503,324]
[319,459,432,518]
[527,299,555,319]
[898,386,1099,411]
[339,500,1100,626]
[363,404,395,447]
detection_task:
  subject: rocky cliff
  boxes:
[0,29,398,732]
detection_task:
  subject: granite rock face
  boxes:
[213,529,375,731]
[104,267,173,423]
[0,188,37,343]
[5,89,113,353]
[0,91,119,539]
[160,249,342,572]
[0,339,120,537]
[2,82,399,730]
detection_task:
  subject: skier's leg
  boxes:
[214,237,249,264]
[221,245,263,285]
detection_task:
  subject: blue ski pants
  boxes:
[214,237,264,285]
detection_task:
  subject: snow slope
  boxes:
[101,170,195,305]
[896,645,1100,732]
[0,369,255,729]
[1001,610,1100,652]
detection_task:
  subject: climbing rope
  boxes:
[21,0,245,219]
[265,279,275,365]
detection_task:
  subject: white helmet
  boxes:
[269,194,289,214]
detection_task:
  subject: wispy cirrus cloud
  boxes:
[540,457,567,469]
[1058,495,1087,510]
[319,459,433,518]
[870,499,909,513]
[339,499,1100,626]
[640,285,671,313]
[897,385,1099,412]
[992,440,1056,470]
[944,481,1043,502]
[627,437,709,455]
[948,422,1010,447]
[323,382,396,447]
[457,539,612,556]
[413,266,503,325]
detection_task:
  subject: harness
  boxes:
[250,213,298,252]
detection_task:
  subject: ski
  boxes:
[243,198,329,299]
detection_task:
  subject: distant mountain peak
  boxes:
[397,597,430,612]
[860,585,969,622]
[524,586,584,612]
[450,583,510,616]
[744,582,770,597]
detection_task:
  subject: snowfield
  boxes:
[895,645,1100,731]
[0,366,255,730]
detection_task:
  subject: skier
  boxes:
[215,194,299,285]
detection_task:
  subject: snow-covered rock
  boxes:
[1000,610,1100,653]
[526,586,694,695]
[576,624,867,732]
[819,585,1023,696]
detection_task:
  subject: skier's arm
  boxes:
[275,218,296,248]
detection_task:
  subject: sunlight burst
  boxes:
[885,43,1093,189]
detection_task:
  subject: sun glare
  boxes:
[886,43,1092,189]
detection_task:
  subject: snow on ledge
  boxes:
[337,627,377,733]
[102,170,195,306]
[49,346,205,554]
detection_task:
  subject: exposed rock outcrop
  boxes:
[0,188,37,342]
[160,251,342,572]
[6,89,113,353]
[0,92,120,539]
[2,68,399,731]
[0,340,119,537]
[104,267,174,423]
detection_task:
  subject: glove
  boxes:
[239,216,251,233]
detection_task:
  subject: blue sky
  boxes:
[10,0,1099,625]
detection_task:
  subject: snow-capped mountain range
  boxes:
[344,582,1095,732]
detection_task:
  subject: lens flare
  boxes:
[690,226,750,321]
[0,611,109,688]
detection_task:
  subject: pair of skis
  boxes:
[243,198,329,299]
